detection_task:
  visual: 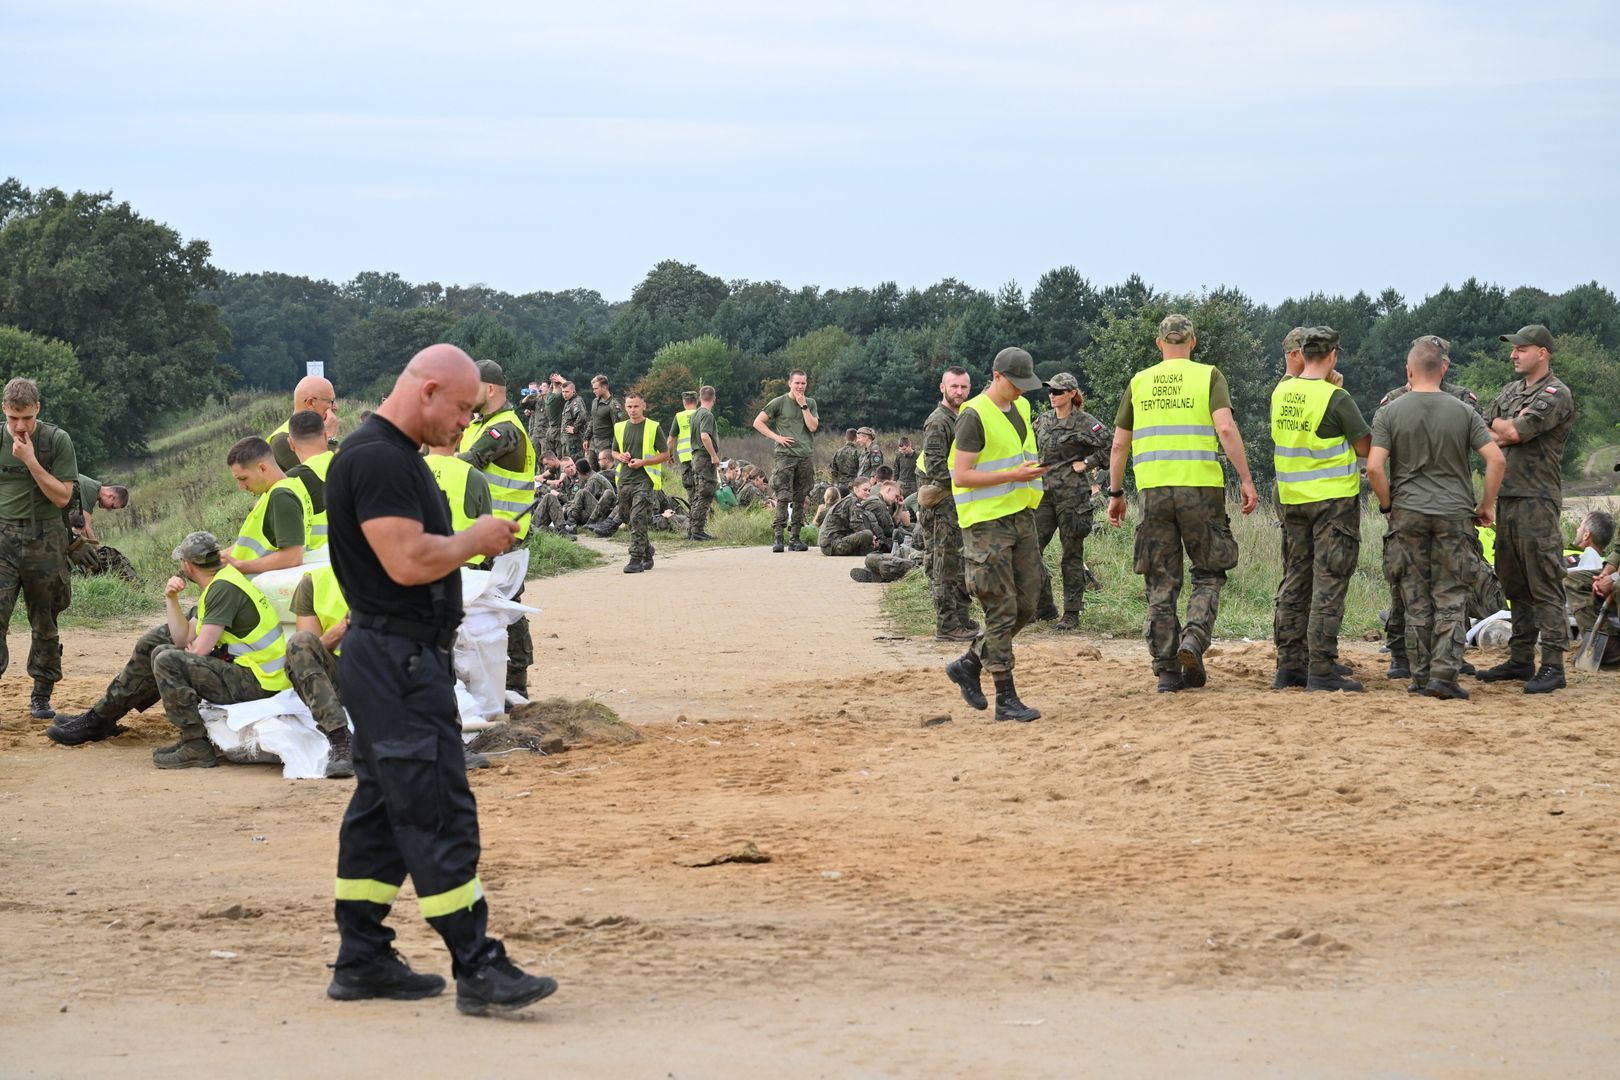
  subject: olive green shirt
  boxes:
[198,574,255,634]
[1114,367,1233,429]
[689,405,719,465]
[269,431,340,474]
[761,394,818,459]
[589,395,625,451]
[1484,370,1575,501]
[1379,380,1481,414]
[75,474,102,518]
[261,487,306,550]
[0,422,77,521]
[920,403,958,487]
[1371,392,1492,518]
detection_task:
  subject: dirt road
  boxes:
[3,542,1617,1077]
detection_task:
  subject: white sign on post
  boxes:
[306,361,325,378]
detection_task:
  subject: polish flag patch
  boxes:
[490,429,502,438]
[1544,386,1560,394]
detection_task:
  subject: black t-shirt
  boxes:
[327,414,464,628]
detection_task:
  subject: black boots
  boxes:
[1524,664,1566,694]
[45,708,125,746]
[1307,672,1365,693]
[992,674,1039,722]
[327,950,446,1002]
[1477,658,1535,683]
[1176,634,1207,689]
[325,728,355,779]
[30,680,54,719]
[1272,668,1307,689]
[946,651,987,711]
[772,530,785,553]
[456,950,558,1017]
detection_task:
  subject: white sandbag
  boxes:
[1468,608,1512,647]
[201,693,330,779]
[453,548,537,721]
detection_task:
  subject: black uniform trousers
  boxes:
[333,625,497,975]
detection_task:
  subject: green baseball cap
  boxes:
[1044,372,1080,392]
[991,347,1044,392]
[1499,325,1553,350]
[1300,326,1340,357]
[171,530,222,567]
[475,359,507,385]
[1282,327,1307,353]
[1158,314,1194,344]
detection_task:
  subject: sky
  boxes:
[4,0,1618,305]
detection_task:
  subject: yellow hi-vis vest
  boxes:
[268,419,289,441]
[674,409,695,463]
[459,406,536,541]
[197,564,292,692]
[950,394,1043,528]
[1128,358,1222,489]
[1271,377,1358,504]
[232,477,313,564]
[423,454,477,534]
[299,450,334,549]
[306,563,349,657]
[615,418,664,491]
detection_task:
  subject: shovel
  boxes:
[1572,593,1614,673]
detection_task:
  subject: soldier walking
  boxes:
[613,392,669,573]
[918,367,978,642]
[1106,315,1258,692]
[1032,373,1112,629]
[687,386,721,541]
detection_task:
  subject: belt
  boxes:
[351,612,458,650]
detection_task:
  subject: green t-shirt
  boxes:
[0,422,77,521]
[952,402,1029,455]
[1370,391,1492,518]
[465,468,492,519]
[199,575,256,636]
[762,394,818,458]
[1313,385,1371,444]
[291,573,317,619]
[690,406,719,463]
[616,420,661,485]
[1114,367,1232,429]
[286,463,326,515]
[75,474,102,517]
[263,487,306,550]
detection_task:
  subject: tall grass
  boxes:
[882,500,1396,641]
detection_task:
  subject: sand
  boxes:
[2,542,1617,1078]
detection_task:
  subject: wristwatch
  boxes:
[1107,489,1124,498]
[1379,503,1392,515]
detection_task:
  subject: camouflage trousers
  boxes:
[1034,491,1094,617]
[533,491,566,529]
[688,460,718,535]
[820,530,874,557]
[770,456,815,538]
[617,475,658,560]
[1384,525,1500,652]
[651,510,690,533]
[1134,487,1238,675]
[1384,510,1473,683]
[287,630,346,734]
[0,519,71,688]
[864,549,921,582]
[152,645,270,739]
[963,509,1041,675]
[505,576,532,693]
[1496,497,1570,665]
[1272,496,1360,676]
[1565,569,1602,639]
[921,498,974,634]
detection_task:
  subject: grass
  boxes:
[881,501,1395,641]
[527,529,603,576]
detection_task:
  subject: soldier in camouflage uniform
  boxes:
[1269,328,1372,691]
[735,470,774,509]
[851,546,924,584]
[612,391,668,573]
[569,457,617,526]
[586,375,626,457]
[1478,325,1577,693]
[831,430,861,492]
[287,565,354,778]
[818,479,882,556]
[687,385,721,540]
[522,381,548,453]
[1107,316,1259,693]
[1367,336,1505,699]
[753,371,819,552]
[559,381,589,460]
[944,348,1048,722]
[0,377,77,721]
[893,437,918,498]
[855,428,883,481]
[542,374,567,460]
[919,366,977,642]
[1033,373,1112,630]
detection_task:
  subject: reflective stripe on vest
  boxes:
[231,477,312,563]
[459,407,537,540]
[196,564,292,692]
[674,410,694,463]
[307,563,348,658]
[614,418,664,491]
[950,394,1043,528]
[1271,377,1358,504]
[301,450,334,549]
[1128,358,1222,488]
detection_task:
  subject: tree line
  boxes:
[3,178,1617,479]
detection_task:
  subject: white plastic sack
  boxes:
[453,548,537,721]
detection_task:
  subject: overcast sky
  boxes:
[5,1,1617,304]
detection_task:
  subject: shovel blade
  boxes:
[1574,627,1610,673]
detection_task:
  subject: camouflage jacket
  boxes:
[1485,370,1575,501]
[821,493,879,543]
[920,402,958,487]
[831,444,860,484]
[1034,408,1111,502]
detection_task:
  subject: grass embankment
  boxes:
[40,393,599,630]
[882,503,1395,642]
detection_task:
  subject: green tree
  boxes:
[0,325,106,467]
[334,307,457,396]
[0,181,234,457]
[1029,266,1102,372]
[649,335,740,416]
[631,361,696,426]
[207,272,353,390]
[445,312,543,381]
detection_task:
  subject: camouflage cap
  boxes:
[1158,314,1194,344]
[475,359,506,385]
[171,530,222,567]
[1300,326,1340,357]
[1044,372,1080,392]
[1282,327,1307,354]
[857,426,876,438]
[1499,324,1554,351]
[991,347,1044,392]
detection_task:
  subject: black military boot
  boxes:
[1307,672,1364,693]
[1053,611,1079,631]
[849,567,877,583]
[45,707,125,746]
[623,558,646,573]
[152,736,219,770]
[324,728,355,779]
[946,651,988,711]
[1330,661,1354,677]
[1156,671,1183,693]
[327,949,445,1002]
[992,674,1039,722]
[1176,634,1207,689]
[30,680,54,720]
[456,948,558,1017]
[1523,664,1566,694]
[1477,658,1535,682]
[1272,668,1307,689]
[1423,678,1470,701]
[788,533,809,552]
[772,530,785,553]
[1457,658,1477,676]
[1386,652,1411,679]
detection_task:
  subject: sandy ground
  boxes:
[3,542,1618,1078]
